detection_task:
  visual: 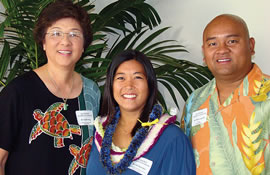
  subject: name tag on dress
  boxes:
[192,108,207,126]
[75,110,94,125]
[128,157,153,175]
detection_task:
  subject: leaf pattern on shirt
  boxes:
[249,97,270,175]
[252,78,270,102]
[241,111,264,175]
[208,92,251,175]
[243,76,250,96]
[182,79,216,137]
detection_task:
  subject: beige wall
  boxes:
[148,0,270,74]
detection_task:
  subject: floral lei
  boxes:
[100,104,162,174]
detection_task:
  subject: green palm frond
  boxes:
[91,0,161,34]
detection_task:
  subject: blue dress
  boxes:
[86,114,196,175]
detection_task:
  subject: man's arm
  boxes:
[0,148,8,175]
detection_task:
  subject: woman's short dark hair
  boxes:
[33,0,92,50]
[101,50,158,136]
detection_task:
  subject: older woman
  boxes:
[0,1,100,175]
[86,50,196,174]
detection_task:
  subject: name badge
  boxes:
[192,108,207,127]
[75,110,94,125]
[128,157,153,175]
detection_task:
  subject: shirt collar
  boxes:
[213,63,263,107]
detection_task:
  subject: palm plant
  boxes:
[0,0,213,110]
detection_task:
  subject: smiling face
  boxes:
[43,17,84,69]
[202,15,255,81]
[113,59,149,114]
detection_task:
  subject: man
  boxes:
[181,14,270,175]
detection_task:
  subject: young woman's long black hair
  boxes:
[101,50,158,136]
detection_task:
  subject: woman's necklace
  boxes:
[100,104,162,174]
[47,68,74,110]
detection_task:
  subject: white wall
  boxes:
[148,0,270,74]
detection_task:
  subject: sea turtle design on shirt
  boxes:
[29,102,81,148]
[68,137,93,175]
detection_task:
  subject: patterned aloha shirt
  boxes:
[181,64,270,175]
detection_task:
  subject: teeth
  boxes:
[58,51,71,54]
[123,94,136,98]
[217,58,230,62]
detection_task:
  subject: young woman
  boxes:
[86,50,196,174]
[0,1,100,175]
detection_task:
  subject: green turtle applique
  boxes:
[29,102,81,148]
[68,137,93,175]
